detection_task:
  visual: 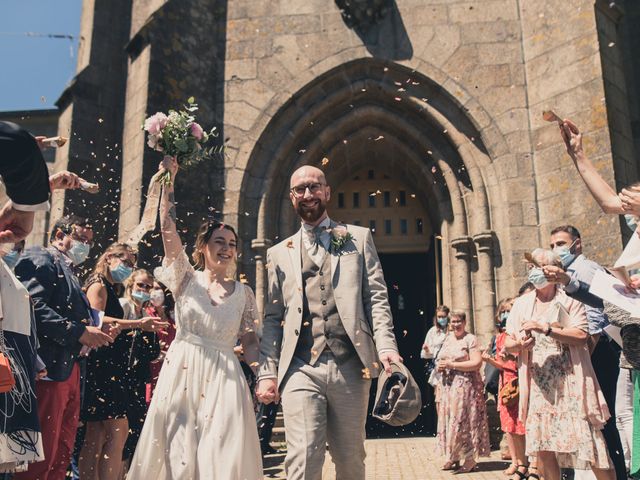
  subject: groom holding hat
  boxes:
[257,165,401,479]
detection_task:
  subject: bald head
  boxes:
[290,165,326,188]
[289,165,330,225]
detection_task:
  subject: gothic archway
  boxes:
[238,58,498,345]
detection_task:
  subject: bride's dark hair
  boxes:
[192,219,238,270]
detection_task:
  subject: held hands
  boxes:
[379,350,403,374]
[559,119,583,160]
[256,378,280,405]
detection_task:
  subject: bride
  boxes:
[127,157,263,479]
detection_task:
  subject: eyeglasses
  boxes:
[290,182,325,198]
[111,252,136,267]
[135,282,152,290]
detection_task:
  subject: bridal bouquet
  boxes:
[143,98,217,185]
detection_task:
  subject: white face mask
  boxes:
[150,289,165,307]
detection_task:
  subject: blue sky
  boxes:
[0,0,82,112]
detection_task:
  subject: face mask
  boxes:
[132,290,151,303]
[553,245,575,269]
[67,240,91,265]
[528,267,549,290]
[436,317,448,327]
[150,290,165,307]
[110,263,133,283]
[498,311,509,329]
[2,250,20,270]
[625,214,638,233]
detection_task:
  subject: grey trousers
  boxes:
[281,351,371,480]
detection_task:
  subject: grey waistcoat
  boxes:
[294,243,358,366]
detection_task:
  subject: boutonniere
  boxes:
[329,224,353,252]
[286,239,294,249]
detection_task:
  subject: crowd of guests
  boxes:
[1,115,639,480]
[0,123,276,479]
[423,119,640,480]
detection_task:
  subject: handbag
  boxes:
[0,327,15,393]
[499,376,519,408]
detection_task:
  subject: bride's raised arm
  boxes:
[159,157,183,264]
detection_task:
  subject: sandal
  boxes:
[510,465,528,480]
[503,463,517,475]
[455,459,478,474]
[441,460,460,470]
[527,466,541,480]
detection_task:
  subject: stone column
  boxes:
[449,236,473,326]
[473,231,496,346]
[251,238,272,317]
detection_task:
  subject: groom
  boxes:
[256,165,400,479]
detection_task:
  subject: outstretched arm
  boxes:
[560,119,624,214]
[159,157,183,264]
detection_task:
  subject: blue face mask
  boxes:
[528,267,549,290]
[625,214,638,233]
[436,316,448,327]
[110,263,133,283]
[67,240,91,265]
[2,250,20,270]
[132,290,150,303]
[553,245,575,269]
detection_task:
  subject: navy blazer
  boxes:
[15,246,90,382]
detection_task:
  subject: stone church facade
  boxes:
[48,0,640,346]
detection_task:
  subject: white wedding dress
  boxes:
[127,252,263,480]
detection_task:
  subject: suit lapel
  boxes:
[287,229,303,293]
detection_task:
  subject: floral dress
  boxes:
[437,332,490,462]
[526,302,611,469]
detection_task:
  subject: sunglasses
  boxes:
[135,282,152,290]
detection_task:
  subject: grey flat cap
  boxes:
[372,361,422,426]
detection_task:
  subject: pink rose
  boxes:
[332,225,348,239]
[190,122,204,140]
[144,112,168,135]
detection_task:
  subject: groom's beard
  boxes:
[296,198,327,223]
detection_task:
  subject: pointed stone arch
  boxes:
[235,57,501,343]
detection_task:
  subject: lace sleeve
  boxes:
[153,251,194,297]
[238,285,260,339]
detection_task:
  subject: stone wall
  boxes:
[53,0,133,260]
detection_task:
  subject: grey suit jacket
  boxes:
[259,222,398,386]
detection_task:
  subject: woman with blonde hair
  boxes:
[128,157,262,479]
[79,243,165,479]
[505,248,614,480]
[437,310,490,473]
